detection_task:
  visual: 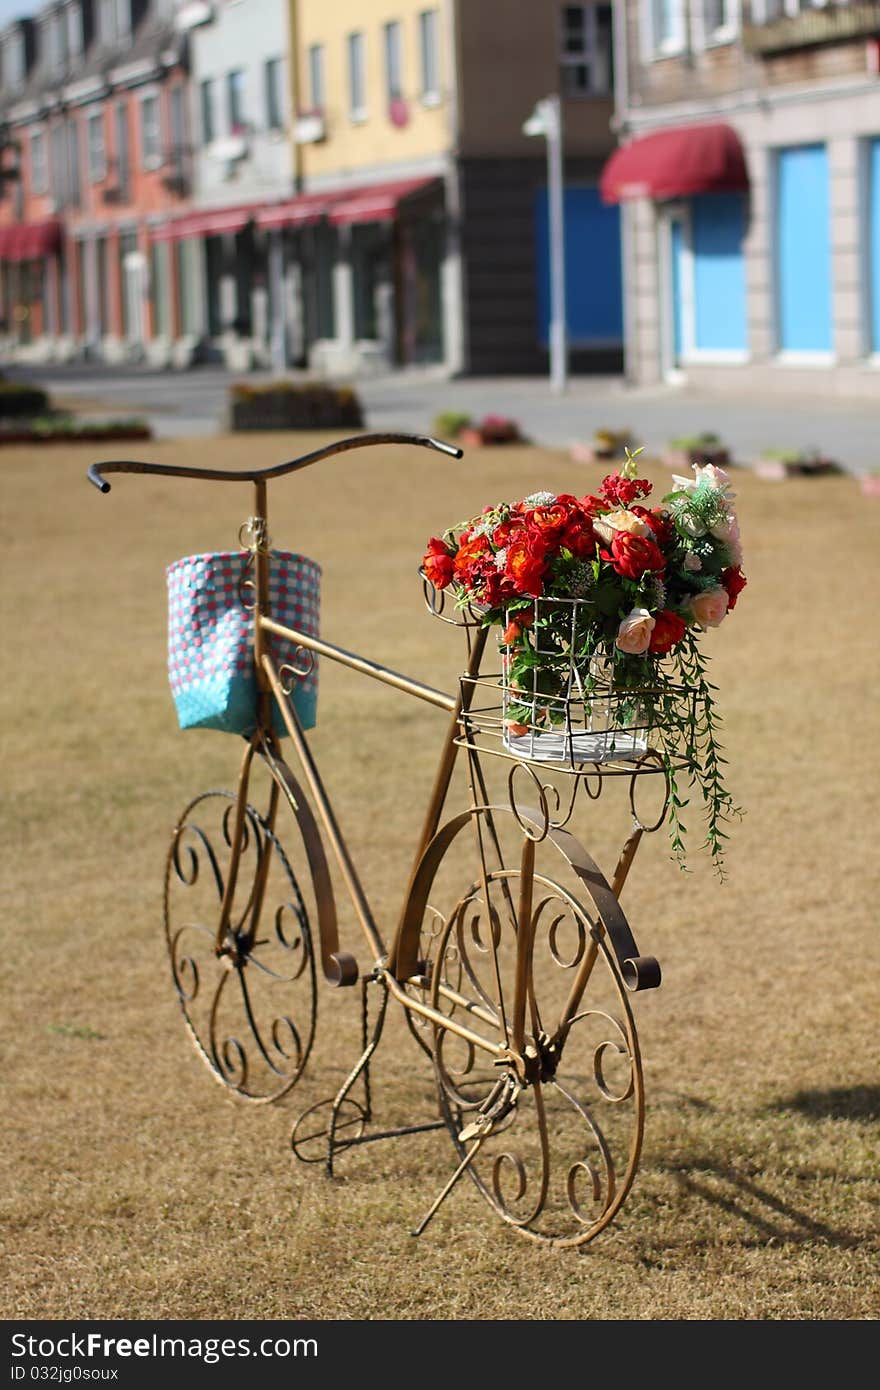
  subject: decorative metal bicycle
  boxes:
[88,431,713,1250]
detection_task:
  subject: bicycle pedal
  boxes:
[457,1115,494,1143]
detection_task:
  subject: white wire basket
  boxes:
[460,595,697,775]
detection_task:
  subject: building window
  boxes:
[646,0,686,56]
[701,0,739,43]
[140,93,162,168]
[307,43,325,111]
[30,130,48,194]
[227,68,246,132]
[347,31,366,121]
[170,84,186,163]
[384,20,403,102]
[66,117,81,207]
[560,4,613,95]
[264,56,284,130]
[199,79,215,143]
[4,32,25,86]
[50,123,67,204]
[419,9,440,102]
[115,0,131,41]
[87,110,106,182]
[66,2,83,59]
[47,13,68,73]
[99,0,116,44]
[115,101,130,199]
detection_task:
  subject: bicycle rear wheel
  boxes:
[164,789,317,1103]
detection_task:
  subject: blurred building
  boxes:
[604,0,880,399]
[289,0,623,376]
[0,1,627,375]
[0,0,190,363]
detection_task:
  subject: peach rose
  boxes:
[593,508,651,544]
[689,587,729,628]
[615,607,656,654]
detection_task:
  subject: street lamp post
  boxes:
[523,94,567,394]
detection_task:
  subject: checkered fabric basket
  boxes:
[166,550,321,736]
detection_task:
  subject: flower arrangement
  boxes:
[422,450,747,875]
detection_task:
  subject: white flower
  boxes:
[592,507,651,543]
[678,510,707,539]
[683,551,703,572]
[672,462,736,499]
[710,511,743,565]
[671,472,699,494]
[524,490,556,507]
[695,462,735,498]
[494,547,508,570]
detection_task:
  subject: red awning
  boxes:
[327,176,438,225]
[0,218,62,261]
[255,191,339,230]
[151,203,264,242]
[599,123,748,204]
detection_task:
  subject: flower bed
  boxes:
[423,450,747,875]
[228,381,364,431]
[432,411,524,446]
[664,433,731,471]
[0,416,152,445]
[753,448,842,480]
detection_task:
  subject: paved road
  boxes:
[5,360,878,474]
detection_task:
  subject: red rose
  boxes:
[721,565,747,611]
[453,534,491,582]
[560,515,597,558]
[605,530,666,580]
[506,533,548,597]
[422,537,455,589]
[648,609,687,655]
[527,502,570,537]
[630,505,675,550]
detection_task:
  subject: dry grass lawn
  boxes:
[2,431,879,1322]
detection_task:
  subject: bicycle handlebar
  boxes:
[87,430,462,493]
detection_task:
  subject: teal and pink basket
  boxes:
[166,550,321,736]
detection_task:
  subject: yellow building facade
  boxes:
[285,0,621,376]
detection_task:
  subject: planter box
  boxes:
[754,455,841,480]
[229,382,364,432]
[459,425,522,447]
[664,447,731,471]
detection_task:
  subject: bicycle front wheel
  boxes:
[164,789,318,1104]
[420,813,645,1247]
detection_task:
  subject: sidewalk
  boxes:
[5,359,877,474]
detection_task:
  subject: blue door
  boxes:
[670,216,684,365]
[776,144,832,353]
[869,138,880,354]
[691,191,747,352]
[535,185,623,347]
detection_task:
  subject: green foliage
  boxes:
[432,410,472,438]
[668,431,724,451]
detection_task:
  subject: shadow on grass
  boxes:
[768,1084,880,1123]
[657,1161,863,1250]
